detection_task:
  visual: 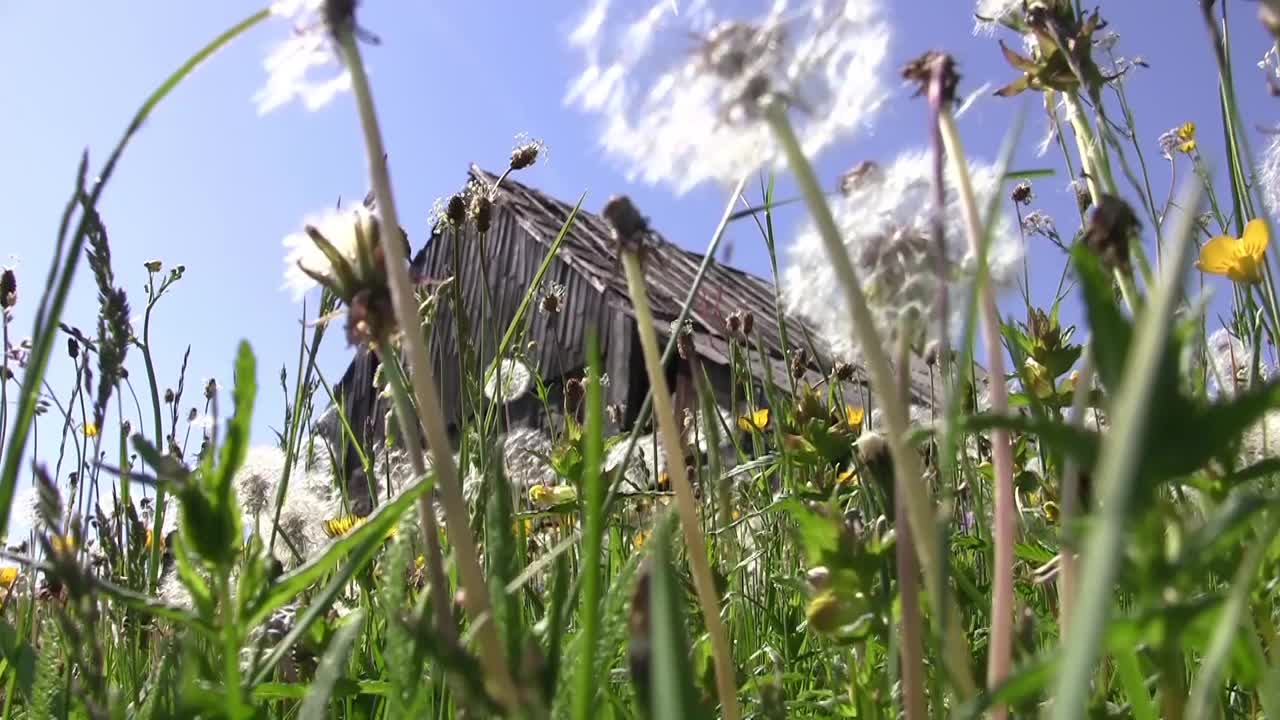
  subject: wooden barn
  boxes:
[326,165,936,507]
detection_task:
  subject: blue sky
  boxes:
[0,1,1276,529]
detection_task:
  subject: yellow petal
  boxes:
[1242,218,1271,258]
[1197,236,1242,276]
[844,405,865,427]
[737,408,770,432]
[1178,121,1195,141]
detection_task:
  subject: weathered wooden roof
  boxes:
[457,164,936,404]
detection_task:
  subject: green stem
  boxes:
[1050,180,1204,720]
[338,29,519,711]
[762,96,977,700]
[621,249,740,720]
[939,110,1017,712]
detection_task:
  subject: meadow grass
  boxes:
[8,1,1280,718]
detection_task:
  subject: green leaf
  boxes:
[217,340,257,507]
[1173,490,1273,570]
[647,515,711,720]
[1072,244,1134,391]
[951,652,1057,720]
[484,439,520,669]
[0,622,36,698]
[299,608,367,720]
[963,413,1100,471]
[246,471,434,628]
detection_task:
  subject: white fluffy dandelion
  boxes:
[783,149,1022,360]
[565,0,891,195]
[502,429,556,490]
[273,489,340,566]
[483,358,535,404]
[281,203,377,301]
[1207,327,1268,398]
[254,0,353,115]
[234,446,286,518]
[972,0,1023,35]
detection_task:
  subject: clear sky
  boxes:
[0,1,1275,531]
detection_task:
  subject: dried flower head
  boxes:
[785,148,1021,358]
[567,0,891,195]
[510,133,547,170]
[466,181,495,234]
[539,281,568,315]
[840,161,884,195]
[1011,181,1033,205]
[602,194,653,255]
[0,268,15,310]
[254,0,356,115]
[1083,195,1141,276]
[901,49,959,106]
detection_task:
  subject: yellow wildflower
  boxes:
[843,405,865,428]
[415,554,426,570]
[656,471,671,492]
[737,408,770,433]
[323,515,364,539]
[836,467,859,486]
[1197,218,1270,284]
[0,567,17,589]
[51,534,76,555]
[632,529,648,550]
[1043,500,1060,525]
[83,422,99,438]
[1176,122,1196,154]
[529,484,577,509]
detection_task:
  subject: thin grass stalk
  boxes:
[893,332,926,720]
[761,96,977,700]
[937,111,1017,712]
[1056,348,1094,635]
[336,30,519,711]
[619,248,740,720]
[601,176,747,515]
[1186,515,1280,719]
[374,335,455,647]
[572,337,606,720]
[1049,179,1204,720]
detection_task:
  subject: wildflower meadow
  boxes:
[11,0,1280,717]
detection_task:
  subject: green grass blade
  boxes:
[1050,179,1204,720]
[572,333,606,720]
[299,608,367,720]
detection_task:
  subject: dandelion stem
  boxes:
[937,110,1017,714]
[620,248,741,720]
[893,333,926,720]
[337,30,519,711]
[762,96,977,700]
[373,333,456,646]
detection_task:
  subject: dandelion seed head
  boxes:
[484,358,535,404]
[566,0,890,195]
[255,0,352,115]
[273,489,340,565]
[1259,134,1280,220]
[235,446,286,518]
[282,204,376,301]
[1207,327,1267,398]
[973,0,1022,35]
[503,429,556,490]
[784,148,1021,359]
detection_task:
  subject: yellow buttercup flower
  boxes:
[0,567,17,589]
[83,422,99,438]
[1197,218,1270,284]
[632,529,648,550]
[1176,121,1196,154]
[843,405,865,428]
[737,408,771,433]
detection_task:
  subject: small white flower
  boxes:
[566,0,891,195]
[282,203,378,301]
[784,149,1022,360]
[254,0,353,115]
[484,358,535,404]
